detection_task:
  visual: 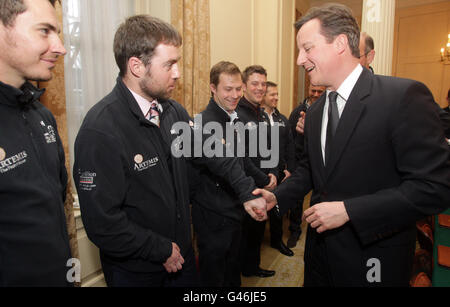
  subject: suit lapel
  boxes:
[308,96,326,181]
[325,69,372,179]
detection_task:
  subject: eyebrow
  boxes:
[37,22,60,34]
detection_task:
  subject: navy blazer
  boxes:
[275,67,450,286]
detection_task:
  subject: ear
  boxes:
[210,83,217,96]
[128,57,145,78]
[242,82,248,93]
[366,49,375,65]
[334,34,348,55]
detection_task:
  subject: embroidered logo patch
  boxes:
[0,150,28,174]
[134,155,159,172]
[79,171,97,191]
[44,125,57,144]
[134,154,144,164]
[0,147,5,161]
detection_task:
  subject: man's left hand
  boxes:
[244,197,267,221]
[303,201,349,233]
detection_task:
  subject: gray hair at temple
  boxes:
[0,0,58,27]
[295,3,360,59]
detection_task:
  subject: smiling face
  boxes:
[0,0,66,88]
[211,73,243,114]
[243,73,267,106]
[296,18,339,90]
[139,43,181,101]
[308,84,326,103]
[262,85,278,111]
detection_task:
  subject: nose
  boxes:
[232,89,241,99]
[51,34,67,56]
[172,63,180,80]
[297,49,307,66]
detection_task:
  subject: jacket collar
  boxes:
[115,76,173,126]
[205,98,235,123]
[238,96,263,118]
[0,80,45,109]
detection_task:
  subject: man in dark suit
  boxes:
[359,32,375,73]
[254,3,450,286]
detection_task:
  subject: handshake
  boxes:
[243,189,278,221]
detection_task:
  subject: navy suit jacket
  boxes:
[275,67,450,286]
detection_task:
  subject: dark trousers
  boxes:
[269,209,282,243]
[288,200,303,234]
[303,233,333,287]
[240,213,266,274]
[192,205,242,287]
[101,247,199,287]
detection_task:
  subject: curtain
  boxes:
[63,0,135,181]
[60,0,134,285]
[38,0,79,284]
[171,0,211,116]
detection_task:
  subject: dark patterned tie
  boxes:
[325,91,339,165]
[147,102,160,127]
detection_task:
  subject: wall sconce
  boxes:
[441,34,450,64]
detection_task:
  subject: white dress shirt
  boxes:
[321,64,363,163]
[129,89,163,120]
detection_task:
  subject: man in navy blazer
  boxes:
[255,3,450,286]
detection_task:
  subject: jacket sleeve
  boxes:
[73,128,172,263]
[53,115,68,203]
[274,113,314,216]
[285,120,297,173]
[344,81,450,246]
[173,104,258,204]
[243,156,270,188]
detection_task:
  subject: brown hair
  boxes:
[242,65,267,84]
[210,61,242,97]
[210,61,242,87]
[113,15,182,77]
[295,3,360,59]
[266,81,278,89]
[0,0,57,27]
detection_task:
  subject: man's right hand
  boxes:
[252,189,278,212]
[163,243,184,273]
[296,111,306,135]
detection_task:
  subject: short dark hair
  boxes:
[0,0,57,27]
[210,61,242,97]
[210,61,242,88]
[266,81,278,89]
[295,3,360,59]
[242,65,267,84]
[113,15,182,77]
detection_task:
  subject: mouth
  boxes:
[41,58,58,68]
[305,65,315,73]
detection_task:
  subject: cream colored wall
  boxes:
[210,0,254,72]
[210,0,296,116]
[135,0,171,22]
